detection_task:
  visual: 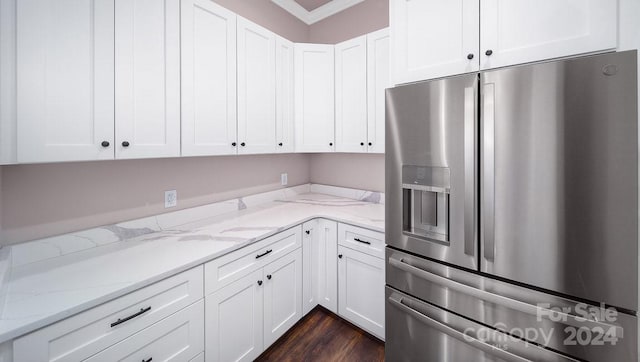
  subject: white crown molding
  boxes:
[272,0,366,25]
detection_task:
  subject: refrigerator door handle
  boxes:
[482,83,496,261]
[388,255,623,335]
[388,293,533,362]
[463,86,477,256]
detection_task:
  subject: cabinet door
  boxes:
[263,249,303,348]
[367,28,390,154]
[205,270,263,362]
[337,246,385,340]
[315,219,338,313]
[237,17,276,155]
[294,44,335,152]
[480,0,617,70]
[181,0,237,156]
[302,220,318,315]
[335,36,368,153]
[16,0,115,163]
[390,0,479,84]
[275,37,295,153]
[115,0,181,159]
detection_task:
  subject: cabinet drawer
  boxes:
[14,266,203,362]
[338,223,385,259]
[205,226,302,295]
[85,300,204,362]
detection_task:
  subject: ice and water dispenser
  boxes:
[402,165,450,244]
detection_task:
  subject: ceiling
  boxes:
[272,0,365,25]
[296,0,332,12]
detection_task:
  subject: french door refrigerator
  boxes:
[385,50,638,361]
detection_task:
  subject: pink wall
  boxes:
[309,153,384,192]
[0,155,310,244]
[308,0,389,43]
[213,0,309,42]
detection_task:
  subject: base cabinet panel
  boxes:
[315,220,338,313]
[205,270,264,362]
[338,246,385,340]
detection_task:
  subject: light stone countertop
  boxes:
[0,192,384,344]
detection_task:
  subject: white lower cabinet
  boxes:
[314,219,338,313]
[85,300,204,362]
[337,245,385,340]
[13,267,203,362]
[205,269,264,362]
[263,249,303,347]
[205,248,303,362]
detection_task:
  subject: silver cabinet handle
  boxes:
[463,85,477,256]
[482,82,496,261]
[387,293,532,362]
[388,255,622,335]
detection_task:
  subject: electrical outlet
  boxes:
[281,173,288,186]
[165,190,177,208]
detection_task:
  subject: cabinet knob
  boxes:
[368,142,372,146]
[257,280,263,286]
[329,142,333,146]
[232,142,237,147]
[241,142,246,147]
[360,142,365,146]
[485,50,493,56]
[122,141,130,147]
[467,53,474,60]
[338,254,343,259]
[101,141,110,148]
[278,142,283,146]
[267,275,272,280]
[305,230,310,235]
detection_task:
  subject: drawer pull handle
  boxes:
[256,249,273,259]
[354,237,371,245]
[110,306,151,328]
[142,358,153,362]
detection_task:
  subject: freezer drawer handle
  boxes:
[353,237,371,245]
[110,306,151,328]
[388,294,532,362]
[388,255,623,335]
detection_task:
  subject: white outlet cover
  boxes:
[165,190,177,208]
[281,173,288,186]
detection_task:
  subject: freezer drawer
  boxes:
[386,248,638,362]
[480,50,638,311]
[386,287,577,362]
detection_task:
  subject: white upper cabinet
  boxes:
[237,18,277,155]
[391,0,618,83]
[480,0,617,69]
[181,0,237,156]
[15,0,115,163]
[294,44,335,153]
[366,28,390,154]
[115,0,181,160]
[391,0,480,84]
[275,37,295,153]
[335,36,368,153]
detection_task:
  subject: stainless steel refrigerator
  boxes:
[385,50,638,361]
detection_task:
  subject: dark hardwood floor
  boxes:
[256,306,385,362]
